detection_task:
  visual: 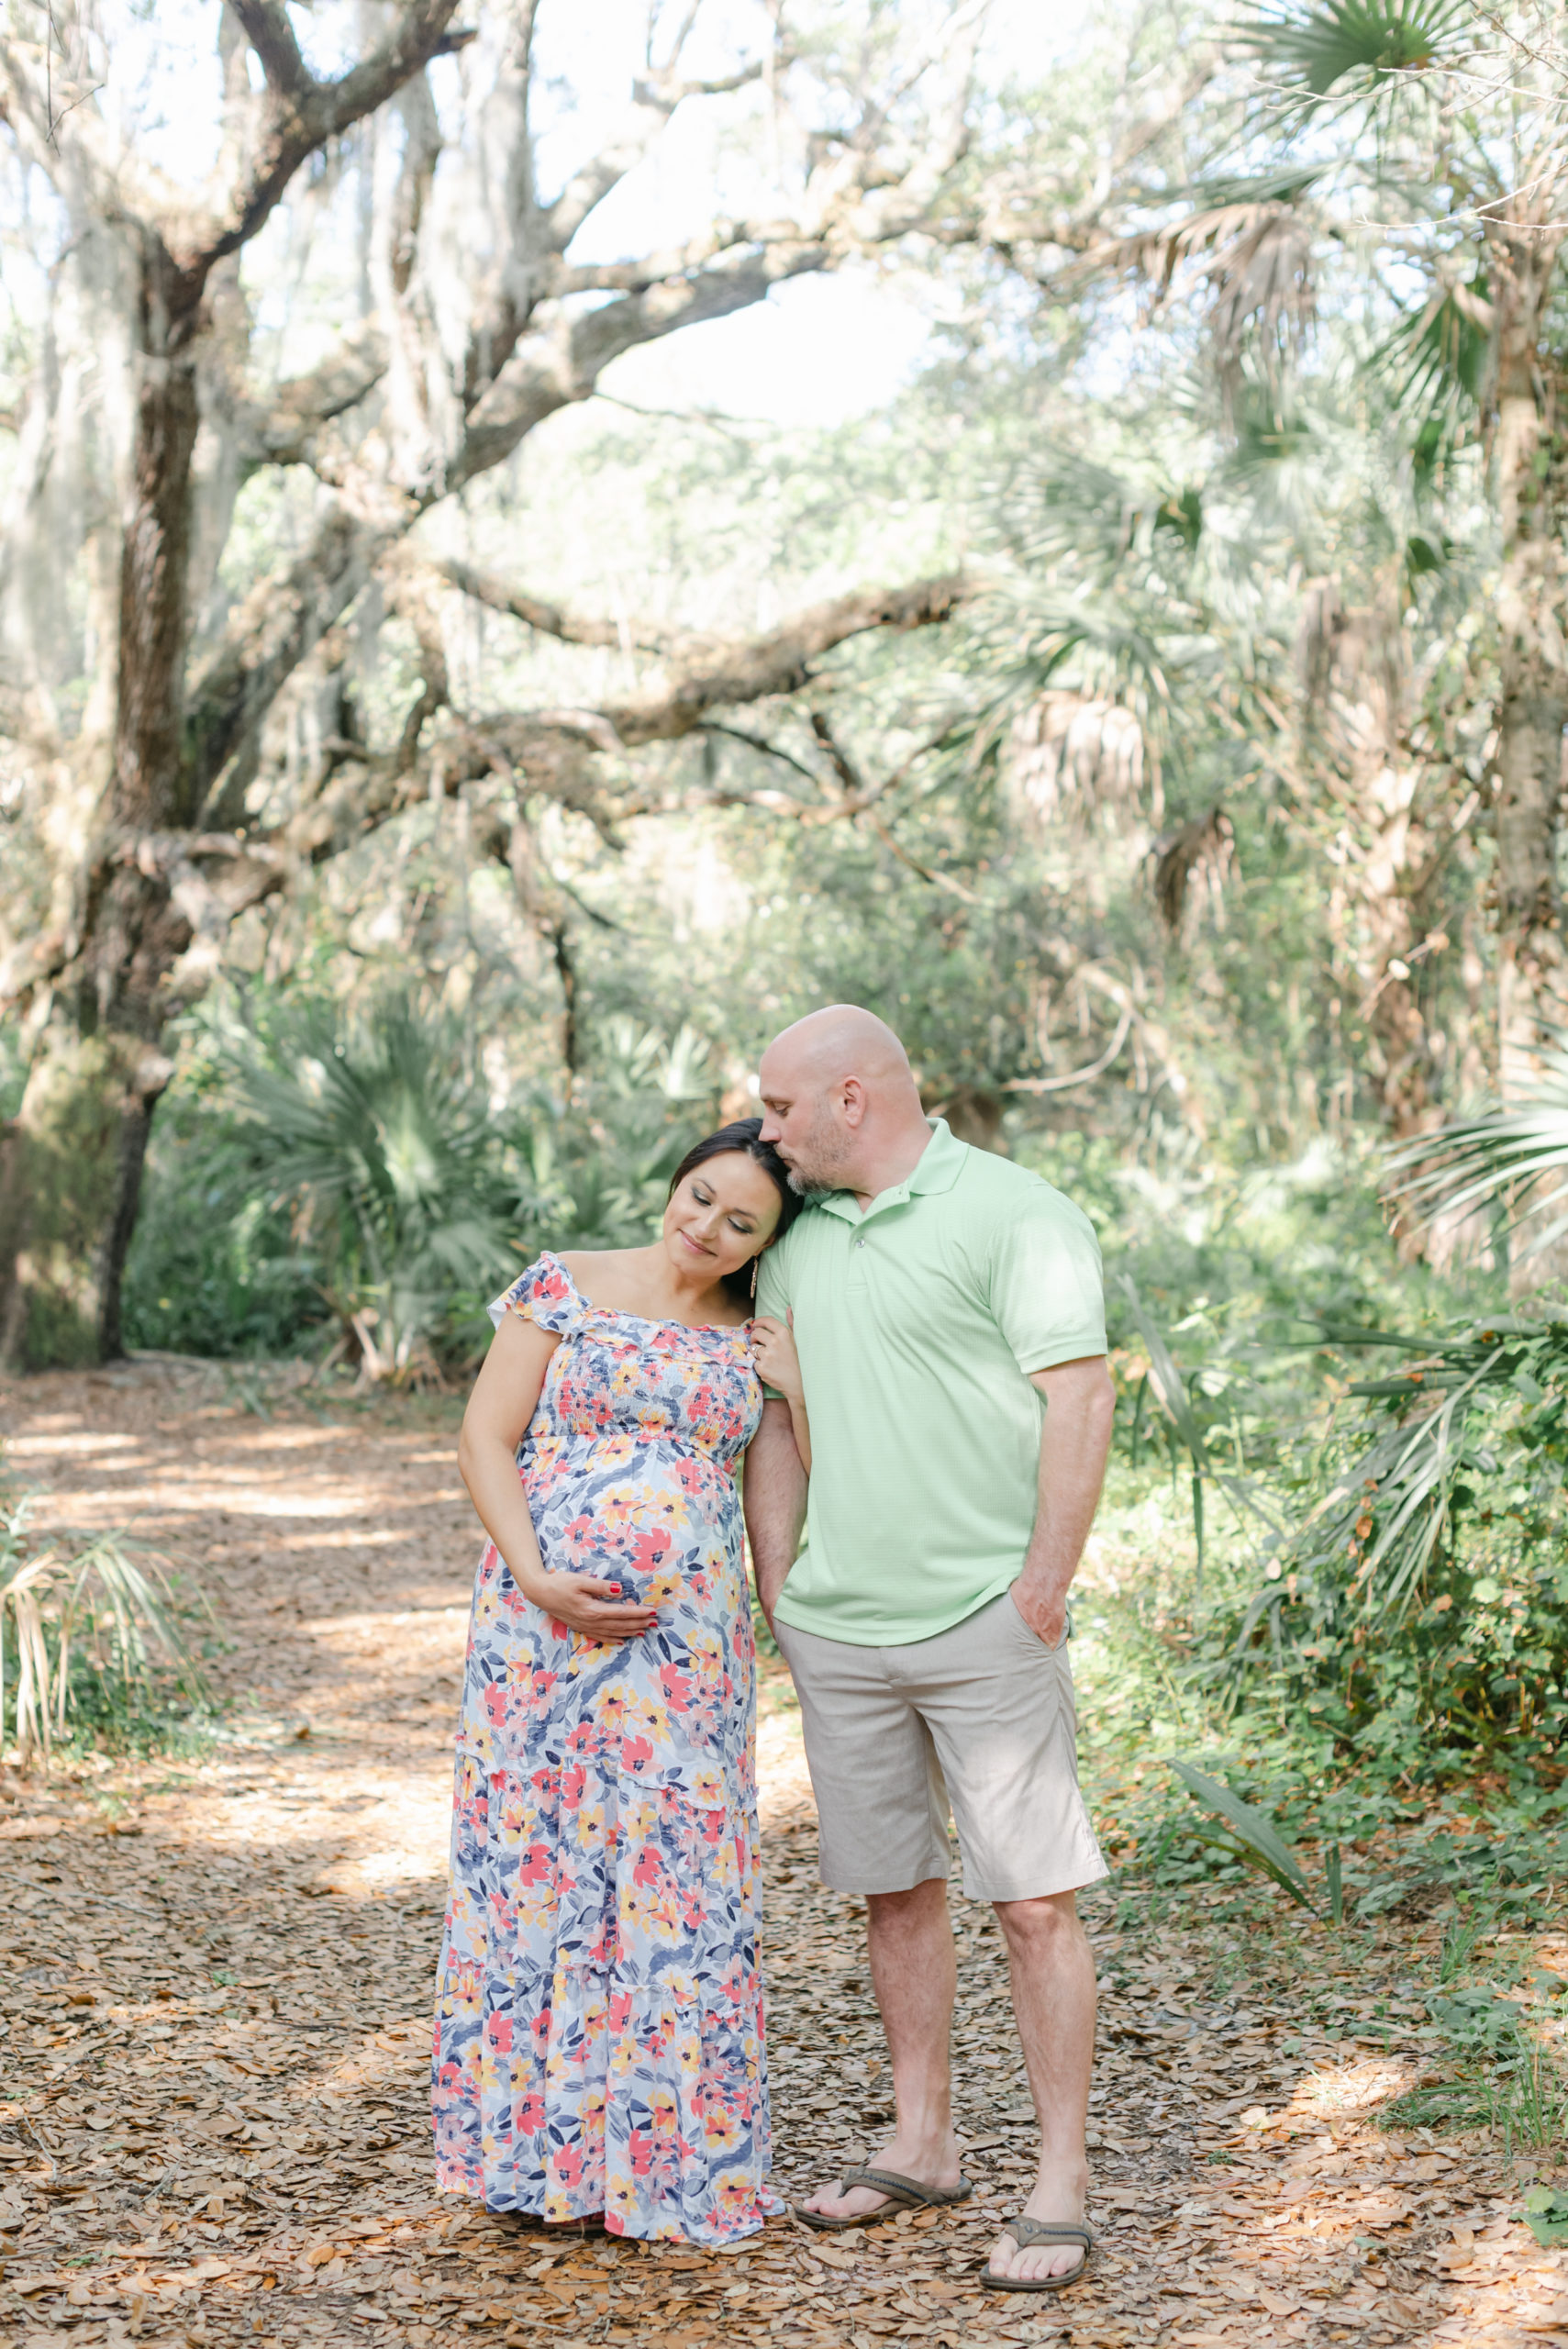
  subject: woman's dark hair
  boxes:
[666,1119,802,1304]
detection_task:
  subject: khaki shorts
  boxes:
[773,1590,1107,1904]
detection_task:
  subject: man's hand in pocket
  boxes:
[1009,1576,1067,1649]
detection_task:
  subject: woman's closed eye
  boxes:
[693,1185,754,1233]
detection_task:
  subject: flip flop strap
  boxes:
[1001,2221,1094,2252]
[837,2166,929,2207]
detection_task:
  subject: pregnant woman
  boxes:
[432,1119,805,2245]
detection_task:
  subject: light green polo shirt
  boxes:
[757,1119,1106,1647]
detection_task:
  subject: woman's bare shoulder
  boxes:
[555,1247,648,1309]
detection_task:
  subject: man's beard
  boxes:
[783,1110,852,1196]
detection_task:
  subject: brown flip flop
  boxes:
[794,2165,973,2232]
[981,2218,1093,2291]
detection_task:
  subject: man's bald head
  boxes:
[757,1004,931,1197]
[766,1005,916,1091]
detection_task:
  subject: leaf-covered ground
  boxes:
[2,1363,1567,2348]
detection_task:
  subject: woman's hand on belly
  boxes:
[539,1573,659,1643]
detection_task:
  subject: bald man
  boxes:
[746,1007,1114,2294]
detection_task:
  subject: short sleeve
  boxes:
[753,1238,793,1402]
[987,1188,1106,1375]
[755,1243,791,1325]
[487,1252,583,1337]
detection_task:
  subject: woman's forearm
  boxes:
[457,1428,551,1598]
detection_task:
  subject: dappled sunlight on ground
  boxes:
[1293,2058,1420,2119]
[2,1362,1567,2346]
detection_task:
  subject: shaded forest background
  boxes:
[6,0,1568,1965]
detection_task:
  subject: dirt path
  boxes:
[2,1363,1566,2349]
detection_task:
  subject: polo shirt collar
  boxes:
[813,1118,965,1222]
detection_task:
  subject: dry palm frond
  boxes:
[0,1478,206,1767]
[1383,1038,1568,1261]
[1152,806,1236,934]
[1123,201,1317,378]
[1006,692,1148,830]
[1296,576,1405,720]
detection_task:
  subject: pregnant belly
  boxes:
[526,1447,738,1602]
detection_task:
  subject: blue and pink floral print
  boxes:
[431,1254,773,2243]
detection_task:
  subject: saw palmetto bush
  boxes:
[0,1472,206,1765]
[1201,1313,1568,1772]
[213,992,520,1383]
[129,992,722,1379]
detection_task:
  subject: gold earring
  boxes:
[750,1255,760,1300]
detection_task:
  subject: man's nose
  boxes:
[758,1110,781,1140]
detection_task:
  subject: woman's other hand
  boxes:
[750,1314,811,1475]
[541,1575,659,1642]
[750,1315,804,1401]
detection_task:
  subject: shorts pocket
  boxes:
[1004,1587,1070,1653]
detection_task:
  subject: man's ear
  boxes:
[840,1076,867,1129]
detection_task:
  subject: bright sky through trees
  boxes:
[84,0,1094,429]
[587,0,1095,421]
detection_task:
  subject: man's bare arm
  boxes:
[743,1397,807,1630]
[1011,1355,1116,1648]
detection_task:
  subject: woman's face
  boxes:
[662,1153,782,1289]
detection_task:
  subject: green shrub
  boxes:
[124,991,720,1377]
[1215,1318,1568,1765]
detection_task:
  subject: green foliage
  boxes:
[1166,1755,1321,1911]
[1209,1314,1568,1765]
[1374,279,1490,436]
[1241,0,1468,101]
[211,991,518,1379]
[1381,1976,1568,2154]
[1523,2187,1568,2246]
[521,1019,718,1254]
[122,1051,326,1361]
[126,992,719,1375]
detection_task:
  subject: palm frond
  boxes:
[1167,1757,1319,1910]
[1227,379,1323,483]
[1365,276,1492,489]
[1118,202,1316,379]
[1,1475,206,1766]
[1221,1315,1568,1725]
[1006,452,1204,579]
[1377,279,1490,413]
[1006,693,1149,831]
[1384,1036,1568,1258]
[217,991,519,1378]
[1240,0,1470,100]
[1152,806,1236,931]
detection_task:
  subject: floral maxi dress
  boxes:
[431,1254,773,2243]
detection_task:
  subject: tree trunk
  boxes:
[0,308,199,1368]
[1488,224,1568,1097]
[1298,577,1441,1150]
[0,1024,171,1366]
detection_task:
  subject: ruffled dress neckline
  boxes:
[532,1248,753,1341]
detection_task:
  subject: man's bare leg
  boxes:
[984,1889,1095,2282]
[799,1876,962,2221]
